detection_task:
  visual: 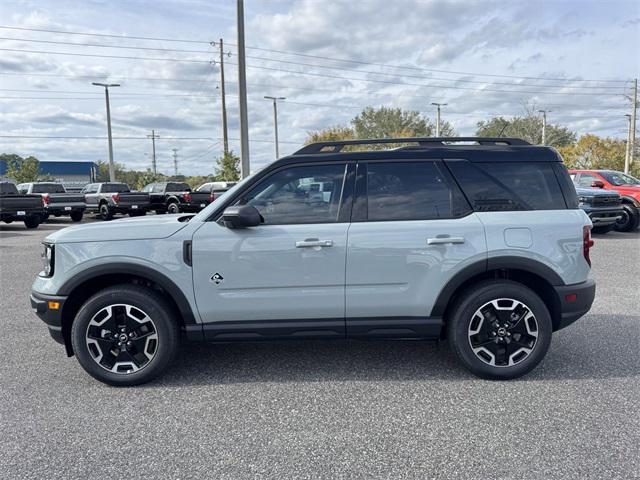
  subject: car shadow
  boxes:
[591,229,640,240]
[146,314,640,388]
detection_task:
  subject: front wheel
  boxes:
[71,285,180,386]
[447,280,552,380]
[613,205,640,232]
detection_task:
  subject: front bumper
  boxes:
[553,279,596,330]
[580,206,623,226]
[30,291,67,345]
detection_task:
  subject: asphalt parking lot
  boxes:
[1,217,639,479]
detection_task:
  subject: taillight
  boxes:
[42,193,49,205]
[184,192,192,203]
[112,193,120,203]
[583,225,594,267]
[209,191,215,202]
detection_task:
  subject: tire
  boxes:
[613,205,640,232]
[23,216,40,229]
[99,203,114,221]
[167,202,180,214]
[447,280,553,380]
[71,285,180,386]
[3,219,13,224]
[70,211,84,222]
[41,213,50,222]
[591,224,614,234]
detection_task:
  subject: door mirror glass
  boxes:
[591,180,605,188]
[221,205,263,228]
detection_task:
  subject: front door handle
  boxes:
[296,239,333,248]
[427,236,465,245]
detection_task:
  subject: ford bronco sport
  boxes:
[31,137,596,386]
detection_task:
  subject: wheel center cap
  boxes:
[497,327,507,337]
[118,333,128,343]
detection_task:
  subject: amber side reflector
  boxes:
[565,294,577,303]
[48,301,60,310]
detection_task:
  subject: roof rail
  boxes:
[294,137,530,155]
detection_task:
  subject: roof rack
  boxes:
[294,137,530,155]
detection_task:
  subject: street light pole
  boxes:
[92,82,120,182]
[237,0,250,177]
[264,96,285,158]
[430,102,447,137]
[538,109,551,145]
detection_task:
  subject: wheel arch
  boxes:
[58,263,197,356]
[432,257,564,333]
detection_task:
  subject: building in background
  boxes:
[0,160,97,191]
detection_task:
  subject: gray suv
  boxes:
[30,137,596,386]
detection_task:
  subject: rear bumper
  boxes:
[30,291,67,344]
[180,203,209,212]
[553,279,596,331]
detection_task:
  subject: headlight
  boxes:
[578,196,590,204]
[41,243,54,277]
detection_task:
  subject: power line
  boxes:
[0,24,628,84]
[0,47,213,63]
[0,134,300,144]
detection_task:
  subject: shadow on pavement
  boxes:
[148,314,640,388]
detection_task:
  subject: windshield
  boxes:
[32,183,66,193]
[600,171,640,186]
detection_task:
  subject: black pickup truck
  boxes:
[17,182,86,222]
[0,181,45,228]
[142,182,211,214]
[82,182,150,221]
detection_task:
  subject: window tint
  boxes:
[102,183,130,193]
[447,160,566,211]
[167,182,191,191]
[237,164,347,225]
[365,161,470,221]
[577,173,600,187]
[32,183,65,193]
[600,171,640,186]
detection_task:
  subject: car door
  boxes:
[191,162,354,340]
[345,160,486,338]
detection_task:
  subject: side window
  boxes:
[577,173,598,187]
[17,185,28,194]
[237,163,347,225]
[365,161,470,221]
[142,184,153,193]
[447,160,566,211]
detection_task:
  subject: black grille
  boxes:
[592,196,621,207]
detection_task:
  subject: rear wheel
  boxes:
[167,202,180,214]
[99,203,113,221]
[592,224,614,234]
[70,211,84,222]
[71,285,180,386]
[613,205,640,232]
[24,216,40,229]
[447,280,552,380]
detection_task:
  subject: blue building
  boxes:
[0,160,97,191]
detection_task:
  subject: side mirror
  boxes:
[221,205,263,228]
[591,180,605,188]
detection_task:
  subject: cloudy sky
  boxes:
[0,0,638,175]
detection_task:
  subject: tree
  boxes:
[305,125,355,144]
[556,134,638,176]
[215,150,240,181]
[476,113,576,147]
[2,154,41,183]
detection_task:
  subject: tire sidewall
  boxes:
[71,287,179,386]
[448,281,553,380]
[614,205,639,232]
[99,204,112,221]
[167,202,179,214]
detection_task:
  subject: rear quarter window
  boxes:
[446,160,567,211]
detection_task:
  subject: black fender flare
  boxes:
[620,196,640,209]
[58,262,197,324]
[430,256,564,317]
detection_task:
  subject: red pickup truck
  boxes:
[569,169,640,231]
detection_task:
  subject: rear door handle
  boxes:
[427,236,465,245]
[296,239,333,248]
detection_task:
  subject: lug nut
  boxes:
[127,341,132,346]
[491,332,496,336]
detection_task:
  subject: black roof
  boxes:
[278,137,560,165]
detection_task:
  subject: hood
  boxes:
[612,184,640,196]
[45,214,193,243]
[575,187,619,197]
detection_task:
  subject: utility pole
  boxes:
[237,0,250,177]
[625,114,632,173]
[213,38,230,155]
[264,96,285,158]
[147,130,159,174]
[629,78,638,173]
[172,148,178,176]
[92,82,120,182]
[430,102,447,137]
[538,109,551,145]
